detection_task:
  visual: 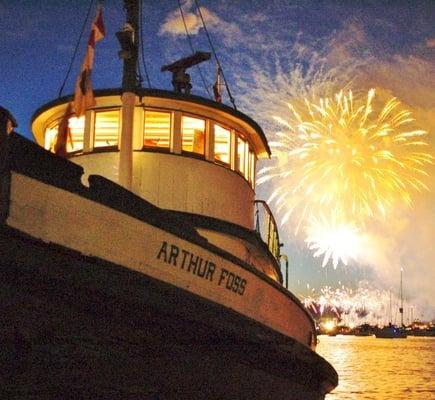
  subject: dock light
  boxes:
[323,320,336,333]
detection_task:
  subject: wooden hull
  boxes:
[0,134,338,398]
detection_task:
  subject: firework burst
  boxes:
[305,214,362,268]
[302,283,408,328]
[259,89,433,266]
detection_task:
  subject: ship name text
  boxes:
[157,241,247,296]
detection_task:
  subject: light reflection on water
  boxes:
[317,335,435,400]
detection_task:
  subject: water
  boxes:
[317,335,435,400]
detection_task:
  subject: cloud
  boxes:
[426,38,435,48]
[159,2,241,46]
[326,20,373,62]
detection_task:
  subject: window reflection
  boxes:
[144,110,171,148]
[182,115,205,155]
[215,125,231,164]
[94,110,119,148]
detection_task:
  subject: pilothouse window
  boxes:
[182,116,205,155]
[214,125,231,164]
[44,116,85,153]
[94,110,119,148]
[237,136,247,175]
[144,110,171,148]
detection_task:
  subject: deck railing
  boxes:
[254,200,281,261]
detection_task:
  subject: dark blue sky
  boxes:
[2,0,433,139]
[1,0,434,314]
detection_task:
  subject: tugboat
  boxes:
[0,1,337,398]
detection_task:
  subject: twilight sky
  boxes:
[1,0,434,320]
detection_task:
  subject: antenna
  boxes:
[161,52,211,95]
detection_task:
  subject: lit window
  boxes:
[94,110,119,148]
[44,115,85,153]
[237,136,247,174]
[214,125,231,164]
[44,124,58,152]
[182,115,205,155]
[144,110,171,148]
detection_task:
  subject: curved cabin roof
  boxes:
[31,88,271,159]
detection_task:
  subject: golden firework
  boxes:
[259,89,433,266]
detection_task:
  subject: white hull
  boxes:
[6,172,315,348]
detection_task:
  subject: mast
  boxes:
[388,290,392,325]
[399,268,404,327]
[117,0,140,189]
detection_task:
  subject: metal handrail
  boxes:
[254,200,281,261]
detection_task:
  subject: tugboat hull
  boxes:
[0,226,334,399]
[0,134,338,398]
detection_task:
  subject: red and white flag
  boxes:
[74,3,105,117]
[54,102,73,157]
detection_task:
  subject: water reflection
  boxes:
[317,336,435,400]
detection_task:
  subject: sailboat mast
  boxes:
[117,0,140,189]
[399,268,404,327]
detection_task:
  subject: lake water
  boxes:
[317,335,435,400]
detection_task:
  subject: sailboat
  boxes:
[0,1,337,398]
[375,269,407,339]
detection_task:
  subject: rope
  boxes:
[177,0,211,97]
[139,0,152,87]
[193,0,237,110]
[58,0,95,98]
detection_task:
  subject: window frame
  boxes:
[44,114,85,154]
[93,108,120,150]
[181,113,207,158]
[213,123,232,166]
[143,108,173,152]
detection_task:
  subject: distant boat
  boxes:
[353,323,373,336]
[409,325,435,337]
[375,323,407,339]
[375,269,407,339]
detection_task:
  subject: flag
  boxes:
[213,65,222,103]
[54,102,73,157]
[74,3,105,117]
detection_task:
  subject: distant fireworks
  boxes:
[303,284,408,327]
[259,89,433,267]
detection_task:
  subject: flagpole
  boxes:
[118,0,139,190]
